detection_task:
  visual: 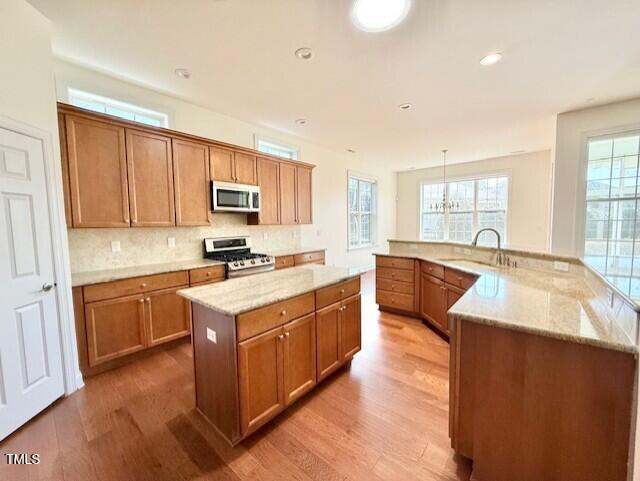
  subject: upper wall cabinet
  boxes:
[296,166,313,225]
[254,157,280,225]
[173,139,211,226]
[65,114,130,228]
[126,129,175,227]
[210,147,257,185]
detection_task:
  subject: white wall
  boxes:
[54,60,396,271]
[551,98,640,256]
[395,150,552,252]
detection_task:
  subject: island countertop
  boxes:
[178,264,360,316]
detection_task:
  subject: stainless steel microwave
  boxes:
[211,181,260,213]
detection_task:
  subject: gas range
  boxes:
[203,237,275,278]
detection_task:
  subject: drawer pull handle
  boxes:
[281,310,287,316]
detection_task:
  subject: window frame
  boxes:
[254,135,300,161]
[66,88,169,128]
[348,173,378,250]
[418,172,511,245]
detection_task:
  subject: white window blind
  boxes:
[349,176,377,248]
[256,138,299,160]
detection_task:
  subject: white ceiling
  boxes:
[29,0,640,170]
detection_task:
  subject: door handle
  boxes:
[41,283,55,292]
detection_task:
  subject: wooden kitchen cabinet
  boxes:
[65,114,130,227]
[315,302,342,381]
[279,162,297,224]
[296,165,313,224]
[126,129,175,227]
[210,147,257,185]
[340,294,361,360]
[234,152,258,185]
[172,139,211,226]
[84,294,147,366]
[58,113,73,227]
[145,287,191,346]
[283,313,317,405]
[238,326,285,436]
[420,272,447,333]
[252,157,280,225]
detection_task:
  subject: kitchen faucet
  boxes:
[471,228,506,266]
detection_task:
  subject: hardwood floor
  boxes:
[0,270,472,481]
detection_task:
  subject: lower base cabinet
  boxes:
[146,287,191,346]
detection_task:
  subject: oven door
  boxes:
[212,182,255,212]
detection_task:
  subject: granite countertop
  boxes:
[71,259,226,287]
[375,252,637,354]
[265,246,326,257]
[178,264,360,316]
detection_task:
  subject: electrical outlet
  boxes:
[111,241,121,253]
[206,328,217,344]
[316,230,321,237]
[553,261,569,272]
[167,237,176,248]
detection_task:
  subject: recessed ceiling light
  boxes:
[398,103,412,110]
[479,52,502,66]
[294,47,313,60]
[295,118,307,125]
[174,68,191,79]
[347,149,356,154]
[352,0,412,32]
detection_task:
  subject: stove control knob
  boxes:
[233,262,239,267]
[251,259,255,264]
[239,261,245,266]
[260,258,266,263]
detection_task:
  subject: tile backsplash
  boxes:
[67,213,302,272]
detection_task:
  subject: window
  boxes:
[420,176,508,246]
[255,137,299,160]
[67,88,169,128]
[349,176,377,249]
[583,132,640,298]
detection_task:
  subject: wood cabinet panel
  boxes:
[65,115,130,227]
[340,295,361,360]
[444,268,478,290]
[316,303,342,381]
[376,290,414,312]
[293,250,325,266]
[376,256,414,271]
[189,265,225,285]
[83,271,189,303]
[376,278,414,294]
[275,255,294,270]
[145,287,191,346]
[420,273,447,331]
[376,267,414,283]
[296,166,313,224]
[210,147,235,183]
[316,277,361,309]
[255,157,280,224]
[421,261,445,280]
[238,326,285,436]
[172,139,210,226]
[126,129,175,226]
[58,113,72,227]
[283,314,316,405]
[279,163,297,224]
[234,152,257,185]
[85,294,147,366]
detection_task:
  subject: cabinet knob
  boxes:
[340,289,345,294]
[277,334,284,340]
[206,272,211,277]
[391,299,395,304]
[280,310,287,316]
[146,297,150,302]
[285,332,290,337]
[139,298,144,304]
[140,283,147,288]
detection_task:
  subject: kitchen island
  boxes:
[178,264,362,445]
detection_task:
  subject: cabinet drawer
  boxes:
[376,290,414,311]
[294,251,325,265]
[421,261,445,280]
[315,277,361,309]
[189,265,226,285]
[83,271,189,303]
[445,268,478,290]
[376,256,414,271]
[237,292,315,342]
[275,255,295,270]
[377,267,414,283]
[376,278,414,294]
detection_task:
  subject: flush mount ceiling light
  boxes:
[174,68,191,79]
[479,52,502,66]
[351,0,412,32]
[398,102,412,110]
[294,47,313,60]
[295,118,307,125]
[347,148,357,154]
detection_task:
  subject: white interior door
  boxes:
[0,127,64,440]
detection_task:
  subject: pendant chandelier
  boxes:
[430,149,459,212]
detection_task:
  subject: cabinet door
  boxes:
[84,294,146,366]
[210,147,235,183]
[234,152,257,185]
[65,115,130,227]
[444,286,465,333]
[58,113,72,227]
[279,163,297,224]
[316,302,342,381]
[283,314,316,405]
[238,326,285,436]
[296,166,313,224]
[126,129,175,226]
[420,273,446,331]
[145,287,191,346]
[340,295,361,360]
[173,139,211,226]
[256,157,280,224]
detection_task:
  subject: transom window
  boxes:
[256,137,299,160]
[67,88,169,127]
[583,132,640,298]
[349,176,377,249]
[420,176,508,246]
